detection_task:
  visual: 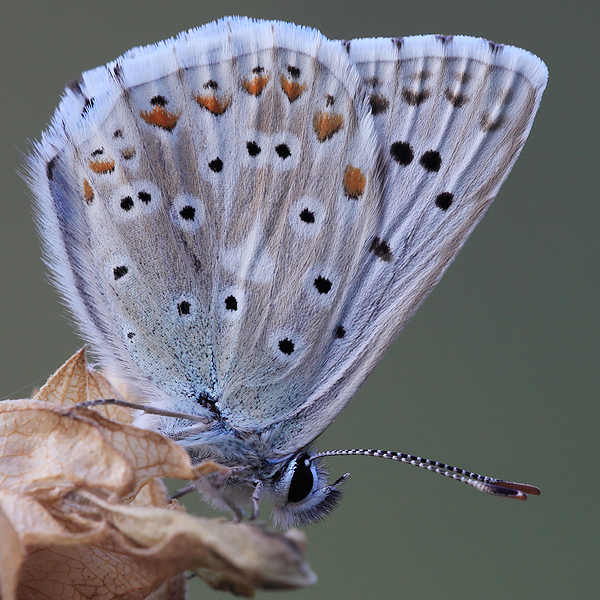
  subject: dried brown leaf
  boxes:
[35,348,131,423]
[0,502,23,600]
[87,495,317,594]
[0,401,136,500]
[0,350,316,599]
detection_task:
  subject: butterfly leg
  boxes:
[250,480,264,520]
[169,482,197,501]
[197,474,246,522]
[230,503,245,523]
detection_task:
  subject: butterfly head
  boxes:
[267,452,349,527]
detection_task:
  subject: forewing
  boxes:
[269,35,547,455]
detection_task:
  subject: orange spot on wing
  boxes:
[196,94,231,115]
[82,179,94,203]
[242,73,270,96]
[139,106,181,131]
[343,165,366,199]
[313,111,344,142]
[280,75,306,102]
[88,158,115,174]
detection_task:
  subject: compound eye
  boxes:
[287,453,314,503]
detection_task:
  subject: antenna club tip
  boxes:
[496,481,542,496]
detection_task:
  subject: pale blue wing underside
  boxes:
[26,18,547,458]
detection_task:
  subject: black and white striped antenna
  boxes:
[311,448,540,499]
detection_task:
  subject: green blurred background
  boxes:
[1,1,597,598]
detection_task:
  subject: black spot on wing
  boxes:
[150,95,168,106]
[247,141,261,156]
[435,192,454,210]
[402,88,430,106]
[370,93,389,114]
[370,237,393,262]
[420,150,442,172]
[209,157,223,172]
[177,301,191,316]
[314,276,332,294]
[225,295,238,311]
[279,338,295,355]
[113,265,128,280]
[390,141,414,166]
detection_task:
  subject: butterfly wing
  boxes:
[268,35,547,455]
[27,20,546,458]
[27,18,384,431]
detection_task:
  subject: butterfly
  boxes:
[26,17,547,526]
